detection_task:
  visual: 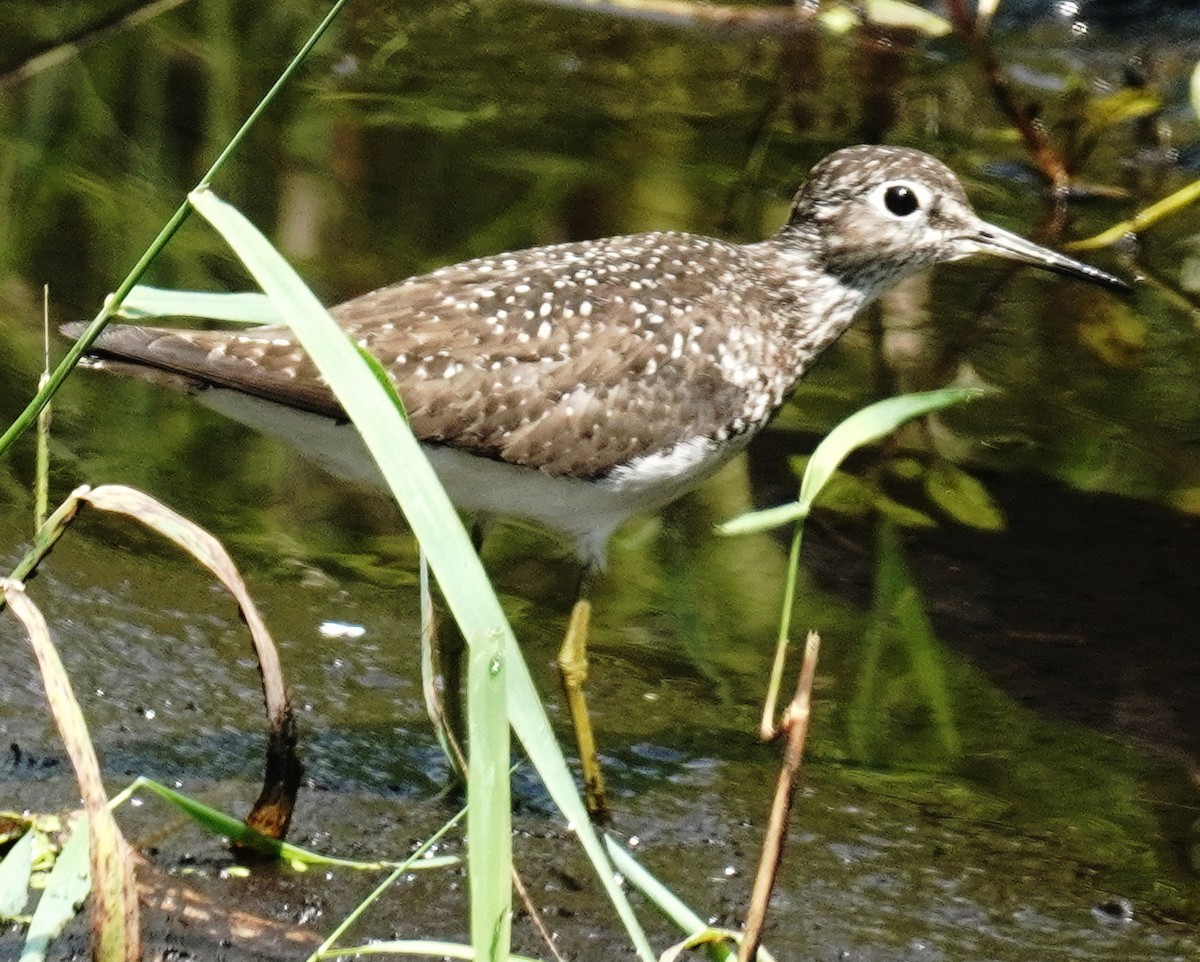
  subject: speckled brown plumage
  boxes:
[83,230,853,480]
[75,146,1125,561]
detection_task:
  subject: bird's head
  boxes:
[786,145,1128,295]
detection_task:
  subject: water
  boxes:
[1,1,1198,958]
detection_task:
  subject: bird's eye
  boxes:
[883,184,920,217]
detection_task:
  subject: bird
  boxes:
[68,145,1128,820]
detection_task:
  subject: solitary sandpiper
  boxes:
[72,145,1127,818]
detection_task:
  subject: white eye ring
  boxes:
[870,180,933,219]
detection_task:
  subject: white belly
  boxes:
[199,389,748,567]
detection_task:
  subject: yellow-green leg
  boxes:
[557,574,611,823]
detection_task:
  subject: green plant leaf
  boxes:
[924,461,1004,531]
[719,388,982,536]
[187,188,654,962]
[1068,176,1200,251]
[0,830,33,920]
[126,778,452,870]
[1084,88,1164,130]
[874,494,938,529]
[885,456,923,481]
[798,389,981,513]
[21,820,90,962]
[468,633,511,962]
[117,286,281,324]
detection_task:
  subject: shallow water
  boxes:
[1,1,1199,958]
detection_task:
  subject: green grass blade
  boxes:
[128,778,453,870]
[924,460,1004,530]
[718,388,983,537]
[715,500,808,537]
[468,632,511,962]
[117,285,281,324]
[187,188,654,962]
[720,388,982,737]
[604,838,779,962]
[1068,175,1200,251]
[306,804,469,962]
[603,837,712,940]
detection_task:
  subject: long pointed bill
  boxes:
[972,223,1130,293]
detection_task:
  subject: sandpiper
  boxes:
[71,145,1128,820]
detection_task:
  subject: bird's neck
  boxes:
[744,230,880,379]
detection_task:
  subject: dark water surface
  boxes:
[2,1,1199,958]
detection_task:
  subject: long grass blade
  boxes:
[305,804,469,962]
[188,187,654,961]
[79,483,301,838]
[468,632,512,962]
[117,285,281,324]
[125,778,454,870]
[4,582,140,960]
[1068,175,1200,251]
[604,837,779,962]
[717,388,983,537]
[719,388,981,739]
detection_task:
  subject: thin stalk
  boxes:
[739,631,821,962]
[942,0,1070,189]
[35,286,52,531]
[306,805,469,962]
[8,485,89,588]
[759,522,805,740]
